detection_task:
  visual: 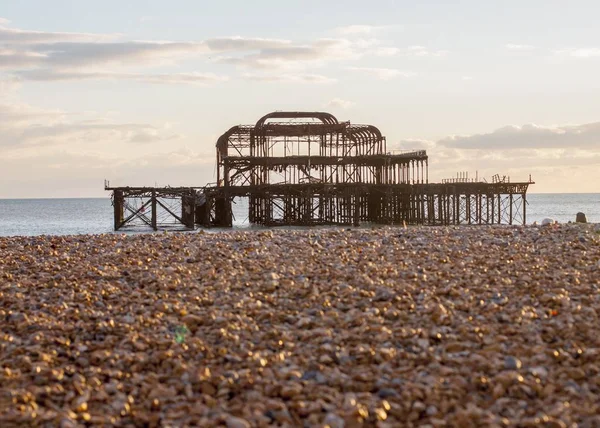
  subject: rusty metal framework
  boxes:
[207,111,429,226]
[105,111,533,231]
[105,183,198,231]
[199,111,532,228]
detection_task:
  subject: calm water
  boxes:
[0,194,598,237]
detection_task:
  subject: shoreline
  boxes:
[1,225,600,425]
[1,221,599,239]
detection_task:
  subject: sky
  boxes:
[1,0,599,198]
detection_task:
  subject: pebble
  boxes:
[323,412,345,428]
[504,356,522,370]
[377,388,399,398]
[426,405,439,416]
[226,416,251,428]
[0,225,598,426]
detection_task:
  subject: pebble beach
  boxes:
[1,224,600,427]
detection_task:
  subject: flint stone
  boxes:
[576,212,587,223]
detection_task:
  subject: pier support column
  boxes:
[497,194,501,225]
[151,190,157,231]
[353,193,360,227]
[113,190,124,231]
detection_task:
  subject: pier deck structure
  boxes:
[106,111,533,231]
[200,111,532,228]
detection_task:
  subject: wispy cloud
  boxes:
[403,45,448,57]
[0,20,382,83]
[0,103,181,148]
[243,73,336,84]
[0,91,182,150]
[0,17,10,25]
[0,24,118,44]
[439,122,600,150]
[348,67,416,80]
[0,19,442,88]
[16,69,228,85]
[215,38,360,69]
[204,36,291,51]
[388,123,600,192]
[326,98,355,109]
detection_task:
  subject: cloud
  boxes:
[347,67,416,80]
[216,38,360,69]
[0,102,64,127]
[243,73,335,84]
[0,100,181,148]
[0,20,447,92]
[390,139,436,152]
[403,45,448,57]
[439,122,600,150]
[355,45,450,58]
[16,69,228,85]
[387,122,600,192]
[0,20,379,83]
[1,21,360,73]
[554,48,600,58]
[32,41,207,68]
[0,147,215,197]
[326,98,355,109]
[0,23,117,44]
[0,48,48,69]
[3,120,181,148]
[505,44,535,51]
[0,41,209,71]
[0,17,10,25]
[0,23,296,75]
[204,36,291,51]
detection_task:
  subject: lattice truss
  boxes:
[112,189,196,231]
[216,112,428,188]
[403,193,527,226]
[122,196,182,228]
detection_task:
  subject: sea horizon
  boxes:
[1,193,598,237]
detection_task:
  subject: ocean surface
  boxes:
[0,194,598,237]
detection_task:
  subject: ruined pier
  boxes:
[106,111,533,231]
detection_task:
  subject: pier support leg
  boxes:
[509,194,513,225]
[151,190,157,231]
[113,190,124,231]
[497,194,501,224]
[353,194,359,227]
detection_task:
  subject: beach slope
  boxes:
[1,225,599,426]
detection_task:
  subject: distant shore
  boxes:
[1,225,599,426]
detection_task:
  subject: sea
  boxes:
[0,194,598,237]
